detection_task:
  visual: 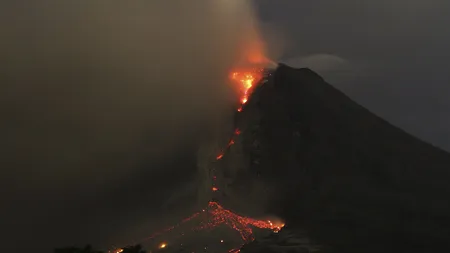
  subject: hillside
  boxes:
[221,64,450,253]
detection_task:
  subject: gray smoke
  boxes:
[0,1,277,251]
[0,0,270,195]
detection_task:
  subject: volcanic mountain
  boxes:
[217,63,450,253]
[108,63,450,253]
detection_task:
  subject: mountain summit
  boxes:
[221,63,450,253]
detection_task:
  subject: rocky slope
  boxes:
[221,64,450,253]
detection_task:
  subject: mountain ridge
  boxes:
[228,63,450,253]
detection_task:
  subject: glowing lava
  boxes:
[230,69,263,110]
[125,201,284,253]
[111,68,282,253]
[194,201,285,242]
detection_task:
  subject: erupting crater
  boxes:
[230,68,264,111]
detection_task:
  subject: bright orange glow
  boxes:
[230,69,263,110]
[158,242,167,249]
[192,201,283,242]
[266,220,285,233]
[144,202,284,249]
[216,153,224,160]
[229,248,241,253]
[212,187,219,192]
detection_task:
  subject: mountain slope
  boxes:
[229,64,450,253]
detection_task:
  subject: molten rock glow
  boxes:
[158,242,167,249]
[195,201,285,242]
[137,201,284,248]
[230,69,264,110]
[112,67,279,253]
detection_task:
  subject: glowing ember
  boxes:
[212,187,219,191]
[229,248,241,253]
[216,153,224,160]
[158,242,167,249]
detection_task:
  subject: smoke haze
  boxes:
[0,0,273,252]
[1,0,268,191]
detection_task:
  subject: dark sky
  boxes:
[1,1,450,252]
[255,0,450,151]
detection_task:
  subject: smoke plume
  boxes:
[0,0,270,195]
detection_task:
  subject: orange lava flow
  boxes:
[215,128,240,161]
[230,69,264,111]
[112,70,283,253]
[194,201,284,242]
[126,201,283,253]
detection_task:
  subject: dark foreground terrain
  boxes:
[229,64,450,253]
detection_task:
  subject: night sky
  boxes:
[256,0,450,151]
[1,1,449,253]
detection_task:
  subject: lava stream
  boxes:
[215,128,240,161]
[193,201,284,242]
[230,68,264,110]
[113,69,279,253]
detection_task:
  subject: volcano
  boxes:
[114,64,450,253]
[224,64,450,253]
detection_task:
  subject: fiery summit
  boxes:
[230,68,264,111]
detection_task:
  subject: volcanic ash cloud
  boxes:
[0,0,273,195]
